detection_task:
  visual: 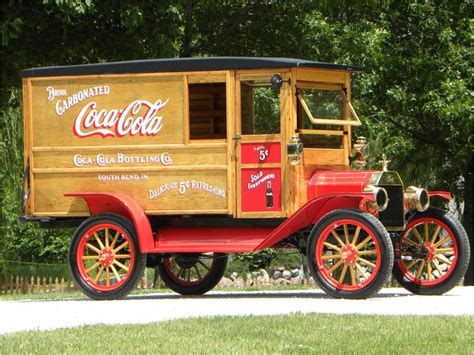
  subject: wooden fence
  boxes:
[0,275,314,295]
[0,276,76,295]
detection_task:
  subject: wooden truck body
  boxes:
[21,58,470,299]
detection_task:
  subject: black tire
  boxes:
[307,209,394,299]
[392,208,470,295]
[69,213,146,300]
[158,253,227,295]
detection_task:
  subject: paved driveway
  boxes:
[1,287,473,335]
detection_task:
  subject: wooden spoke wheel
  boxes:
[307,209,393,299]
[393,208,470,295]
[158,253,227,295]
[69,214,145,300]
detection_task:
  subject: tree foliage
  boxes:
[0,0,472,281]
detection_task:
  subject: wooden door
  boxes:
[234,72,290,218]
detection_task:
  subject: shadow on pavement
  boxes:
[125,289,416,301]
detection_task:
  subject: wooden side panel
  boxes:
[302,149,346,167]
[33,166,228,216]
[28,74,229,216]
[295,68,346,84]
[22,79,34,215]
[30,76,183,147]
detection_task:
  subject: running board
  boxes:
[155,227,275,253]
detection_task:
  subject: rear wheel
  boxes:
[393,208,470,295]
[158,253,227,295]
[307,209,393,299]
[69,214,146,300]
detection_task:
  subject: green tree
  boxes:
[352,2,473,283]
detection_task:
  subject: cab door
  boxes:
[234,72,291,218]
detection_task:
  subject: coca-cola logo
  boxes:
[73,99,169,138]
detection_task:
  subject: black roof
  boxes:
[21,57,363,78]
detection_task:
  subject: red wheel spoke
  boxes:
[114,241,128,253]
[349,265,357,286]
[355,263,369,281]
[356,236,372,250]
[423,223,430,241]
[412,226,424,244]
[194,265,202,279]
[435,254,452,265]
[328,260,344,274]
[427,261,433,281]
[94,232,105,250]
[430,225,442,244]
[198,260,211,271]
[351,226,361,246]
[324,242,341,252]
[105,228,110,248]
[338,264,349,284]
[322,254,341,260]
[94,265,105,282]
[434,236,450,248]
[115,254,132,259]
[343,224,350,244]
[86,262,100,274]
[432,260,444,276]
[358,250,377,256]
[110,264,122,282]
[330,230,345,247]
[110,231,120,249]
[415,260,426,279]
[86,243,100,254]
[403,238,419,247]
[405,258,419,271]
[358,257,376,269]
[106,266,110,286]
[113,260,129,272]
[82,255,99,260]
[436,247,454,254]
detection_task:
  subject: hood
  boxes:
[307,170,403,200]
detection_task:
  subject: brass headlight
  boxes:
[365,185,389,212]
[404,186,430,212]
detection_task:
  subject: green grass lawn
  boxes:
[1,313,472,354]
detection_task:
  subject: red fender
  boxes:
[429,191,452,201]
[254,192,376,251]
[65,192,154,253]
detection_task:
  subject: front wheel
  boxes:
[158,253,227,295]
[307,209,394,299]
[69,213,146,300]
[393,208,470,295]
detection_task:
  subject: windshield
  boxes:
[296,84,360,128]
[295,83,360,149]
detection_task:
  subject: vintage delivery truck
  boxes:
[20,57,470,299]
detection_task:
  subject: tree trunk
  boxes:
[462,167,473,285]
[180,1,194,58]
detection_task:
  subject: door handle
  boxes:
[232,135,241,141]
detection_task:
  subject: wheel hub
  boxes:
[174,254,199,269]
[423,242,436,260]
[98,248,115,266]
[341,245,358,265]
